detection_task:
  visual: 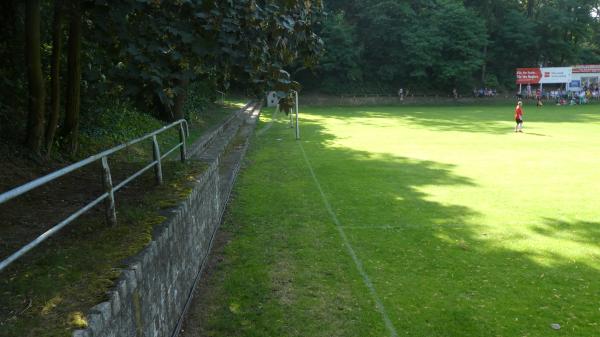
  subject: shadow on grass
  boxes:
[532,218,600,247]
[295,116,600,336]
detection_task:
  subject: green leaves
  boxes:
[84,0,323,120]
[303,0,600,92]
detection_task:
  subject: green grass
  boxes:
[185,103,600,337]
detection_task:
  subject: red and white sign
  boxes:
[516,68,541,84]
[516,67,571,84]
[572,65,600,74]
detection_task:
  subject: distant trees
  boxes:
[0,0,324,156]
[316,12,363,91]
[301,0,600,94]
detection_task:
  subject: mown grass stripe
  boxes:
[298,141,399,337]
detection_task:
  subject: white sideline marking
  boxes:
[299,143,399,337]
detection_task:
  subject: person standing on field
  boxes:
[515,101,524,132]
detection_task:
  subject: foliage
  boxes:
[78,99,164,156]
[85,0,324,117]
[318,12,363,83]
[300,0,600,93]
[0,0,324,156]
[182,80,218,120]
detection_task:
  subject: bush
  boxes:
[183,80,218,119]
[79,99,164,157]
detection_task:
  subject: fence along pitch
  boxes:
[0,119,189,272]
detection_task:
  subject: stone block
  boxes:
[130,262,143,281]
[116,279,128,303]
[123,269,137,291]
[108,290,121,316]
[86,311,104,334]
[90,301,111,324]
[72,329,90,337]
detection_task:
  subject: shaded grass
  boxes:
[183,104,600,337]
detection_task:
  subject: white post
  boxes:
[294,90,300,140]
[519,84,522,94]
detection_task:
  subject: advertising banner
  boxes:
[516,67,572,84]
[540,67,571,84]
[516,68,541,84]
[572,65,600,74]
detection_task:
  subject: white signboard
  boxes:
[539,67,572,84]
[266,91,279,107]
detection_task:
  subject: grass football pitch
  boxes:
[182,103,600,337]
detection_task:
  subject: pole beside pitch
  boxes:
[293,90,300,140]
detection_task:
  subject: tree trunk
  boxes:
[172,78,189,121]
[46,0,64,156]
[527,0,535,18]
[25,0,46,155]
[481,43,488,85]
[63,0,82,155]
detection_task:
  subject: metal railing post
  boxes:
[179,123,187,162]
[152,135,163,185]
[101,156,118,226]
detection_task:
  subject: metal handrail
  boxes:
[0,119,190,272]
[216,91,225,104]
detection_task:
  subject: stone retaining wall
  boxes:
[72,103,258,337]
[186,102,252,159]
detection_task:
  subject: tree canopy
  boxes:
[0,0,324,156]
[298,0,600,94]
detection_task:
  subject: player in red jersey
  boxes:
[515,101,524,132]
